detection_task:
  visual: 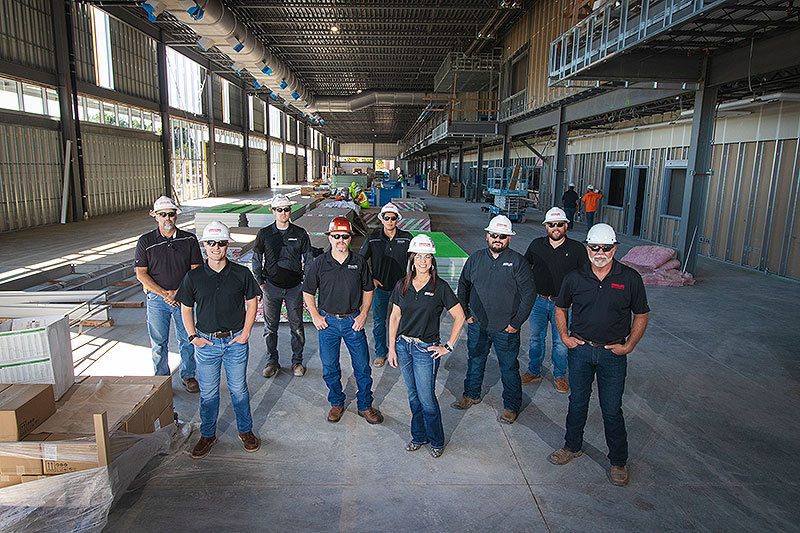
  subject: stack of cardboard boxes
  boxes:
[0,376,173,489]
[430,174,451,197]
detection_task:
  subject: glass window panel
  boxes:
[0,78,19,111]
[22,84,45,114]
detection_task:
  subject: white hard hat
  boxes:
[379,202,402,220]
[484,215,516,236]
[587,184,594,191]
[543,207,570,224]
[201,221,231,241]
[270,194,293,208]
[586,223,617,245]
[409,234,436,254]
[152,195,180,214]
[568,182,575,187]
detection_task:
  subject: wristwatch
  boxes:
[188,334,198,342]
[443,343,454,352]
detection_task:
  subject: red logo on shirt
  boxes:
[611,283,625,290]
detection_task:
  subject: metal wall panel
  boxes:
[211,75,223,123]
[72,2,96,84]
[228,83,242,128]
[767,139,797,273]
[0,0,55,73]
[0,122,63,232]
[340,143,373,157]
[82,125,163,217]
[214,145,244,195]
[252,99,265,133]
[249,148,268,190]
[110,18,159,103]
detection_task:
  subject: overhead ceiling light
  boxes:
[330,25,340,34]
[357,89,362,94]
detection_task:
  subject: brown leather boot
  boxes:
[239,431,260,452]
[554,377,569,393]
[498,409,518,424]
[262,362,280,378]
[521,372,543,384]
[548,447,583,465]
[182,377,200,393]
[357,407,384,424]
[327,405,345,423]
[610,464,629,486]
[451,395,481,410]
[191,436,216,459]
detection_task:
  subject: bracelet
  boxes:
[443,342,454,352]
[188,334,198,342]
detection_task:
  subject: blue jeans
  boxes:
[195,331,253,438]
[396,337,444,448]
[318,313,374,411]
[564,344,628,466]
[464,322,523,412]
[371,287,392,359]
[146,292,195,380]
[586,211,596,227]
[528,298,568,379]
[262,282,305,365]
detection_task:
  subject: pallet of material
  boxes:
[409,231,468,286]
[391,199,425,211]
[361,210,431,232]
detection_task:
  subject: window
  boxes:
[270,140,283,185]
[75,94,161,133]
[222,79,231,124]
[91,7,114,90]
[215,128,244,147]
[662,166,687,217]
[167,47,204,114]
[511,52,528,95]
[606,167,627,208]
[261,101,268,135]
[45,89,60,118]
[248,95,254,131]
[268,104,281,138]
[249,136,267,151]
[0,78,19,110]
[21,85,45,115]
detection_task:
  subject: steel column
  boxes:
[678,67,718,275]
[157,33,173,197]
[242,85,250,191]
[446,150,452,176]
[502,135,510,167]
[457,144,464,184]
[553,106,568,210]
[265,101,271,188]
[475,140,484,203]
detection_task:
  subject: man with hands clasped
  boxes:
[548,223,650,487]
[387,234,466,458]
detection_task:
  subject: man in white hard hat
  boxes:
[135,196,202,393]
[548,223,650,487]
[177,221,262,459]
[581,185,603,228]
[359,202,411,367]
[453,215,534,424]
[562,183,579,230]
[522,207,588,393]
[252,194,314,378]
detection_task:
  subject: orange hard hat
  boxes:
[326,216,352,234]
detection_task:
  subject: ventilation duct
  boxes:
[313,92,451,113]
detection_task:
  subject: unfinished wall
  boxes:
[249,144,268,190]
[0,0,56,73]
[213,144,245,195]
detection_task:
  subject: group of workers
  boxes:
[135,190,649,486]
[562,182,605,229]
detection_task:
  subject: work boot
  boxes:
[182,377,200,393]
[451,395,481,410]
[358,407,384,424]
[292,363,306,377]
[548,447,584,465]
[373,357,386,368]
[262,362,280,378]
[239,431,261,452]
[498,409,518,424]
[191,436,216,459]
[327,405,345,423]
[554,377,569,394]
[610,465,629,486]
[521,372,543,384]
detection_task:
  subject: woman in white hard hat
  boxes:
[387,234,466,457]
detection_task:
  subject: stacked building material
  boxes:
[391,199,425,211]
[410,231,468,286]
[361,210,431,232]
[194,203,260,235]
[620,245,695,287]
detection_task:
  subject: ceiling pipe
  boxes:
[313,92,452,113]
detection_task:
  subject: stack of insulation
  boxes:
[620,246,695,287]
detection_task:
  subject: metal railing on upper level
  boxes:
[549,0,728,84]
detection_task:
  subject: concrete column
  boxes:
[553,105,568,209]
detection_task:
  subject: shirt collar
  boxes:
[203,260,231,276]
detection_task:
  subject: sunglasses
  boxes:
[157,211,177,218]
[382,215,398,221]
[488,233,509,240]
[546,222,566,228]
[588,244,615,252]
[329,234,351,240]
[205,240,229,248]
[273,207,291,213]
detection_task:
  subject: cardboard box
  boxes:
[449,182,462,197]
[433,175,451,197]
[0,316,75,400]
[21,474,48,482]
[0,384,56,441]
[41,437,98,474]
[0,442,45,475]
[111,377,172,434]
[0,474,22,488]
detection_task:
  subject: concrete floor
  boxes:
[2,189,798,531]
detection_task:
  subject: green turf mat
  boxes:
[410,231,468,258]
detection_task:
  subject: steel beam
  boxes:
[553,106,568,211]
[566,51,703,83]
[708,27,800,87]
[157,33,173,197]
[678,66,718,275]
[507,109,560,138]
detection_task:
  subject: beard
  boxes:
[590,255,612,268]
[548,230,565,241]
[489,240,509,253]
[162,221,175,231]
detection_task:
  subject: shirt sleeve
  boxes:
[555,273,574,309]
[389,282,402,306]
[243,268,261,300]
[175,272,195,307]
[456,256,473,315]
[510,256,535,330]
[302,256,320,294]
[134,236,148,268]
[358,235,371,260]
[629,271,651,314]
[189,234,203,265]
[300,230,315,271]
[360,257,374,292]
[440,280,460,310]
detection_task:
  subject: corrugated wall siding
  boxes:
[109,18,159,103]
[250,148,268,190]
[214,145,244,195]
[82,125,164,217]
[0,122,63,232]
[0,0,56,72]
[72,2,96,84]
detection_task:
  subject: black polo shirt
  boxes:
[358,228,412,289]
[175,260,261,333]
[252,223,314,289]
[556,260,650,344]
[457,247,535,333]
[524,237,588,297]
[302,250,373,315]
[390,277,460,343]
[135,228,203,290]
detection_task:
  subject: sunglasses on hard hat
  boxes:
[546,222,566,228]
[382,215,398,221]
[205,240,229,248]
[273,207,291,213]
[329,234,351,240]
[157,211,177,218]
[488,233,509,240]
[588,244,615,253]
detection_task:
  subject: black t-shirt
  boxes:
[135,228,203,290]
[556,260,650,344]
[302,250,373,314]
[390,276,460,343]
[358,228,412,289]
[252,222,314,289]
[524,237,588,296]
[175,261,261,333]
[562,189,579,209]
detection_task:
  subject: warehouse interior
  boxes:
[0,0,798,531]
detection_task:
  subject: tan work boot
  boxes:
[358,407,384,425]
[554,377,569,393]
[548,447,583,465]
[327,405,345,423]
[373,357,386,367]
[451,395,481,410]
[262,362,280,378]
[610,464,629,486]
[521,372,543,384]
[498,409,518,424]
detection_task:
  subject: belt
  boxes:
[572,334,625,348]
[537,294,557,302]
[321,310,357,319]
[202,330,234,339]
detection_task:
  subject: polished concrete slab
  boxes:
[3,189,798,531]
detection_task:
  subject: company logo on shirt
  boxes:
[288,238,298,241]
[424,291,434,296]
[502,262,513,267]
[611,283,625,290]
[347,265,359,270]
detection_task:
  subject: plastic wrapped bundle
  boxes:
[620,245,695,287]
